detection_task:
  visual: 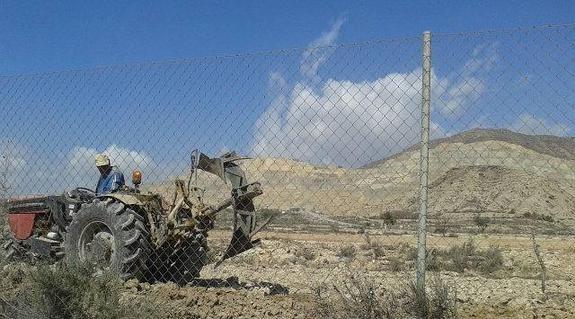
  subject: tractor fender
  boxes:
[98,193,144,206]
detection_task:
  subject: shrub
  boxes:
[426,249,442,272]
[376,211,417,222]
[0,263,124,319]
[381,211,396,226]
[360,233,385,258]
[477,245,504,274]
[30,263,126,319]
[337,244,357,259]
[316,276,456,319]
[523,212,554,223]
[434,213,450,237]
[388,257,404,272]
[445,239,477,273]
[426,277,458,319]
[406,246,418,261]
[295,247,316,261]
[443,240,504,275]
[473,214,490,233]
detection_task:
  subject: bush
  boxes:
[425,277,458,319]
[28,263,125,319]
[473,214,490,233]
[295,247,316,261]
[316,276,457,319]
[388,257,404,272]
[360,233,385,258]
[478,245,504,273]
[445,240,477,273]
[434,213,450,237]
[426,249,442,272]
[523,212,554,223]
[381,211,396,226]
[443,240,504,275]
[0,263,159,319]
[376,211,417,222]
[337,244,357,259]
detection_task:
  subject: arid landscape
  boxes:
[2,128,575,318]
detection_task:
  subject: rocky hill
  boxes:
[149,129,575,226]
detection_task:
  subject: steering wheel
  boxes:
[74,187,96,196]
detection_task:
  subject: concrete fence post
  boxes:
[415,30,432,313]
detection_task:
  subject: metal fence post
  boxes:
[416,30,432,308]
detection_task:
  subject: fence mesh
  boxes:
[0,24,574,317]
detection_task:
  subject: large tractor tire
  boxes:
[64,198,151,280]
[149,231,207,285]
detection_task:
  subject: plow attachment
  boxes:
[191,151,267,265]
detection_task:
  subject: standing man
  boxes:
[95,154,125,195]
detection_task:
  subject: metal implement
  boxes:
[4,150,266,283]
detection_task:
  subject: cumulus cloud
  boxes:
[0,141,27,196]
[66,144,155,189]
[250,21,495,167]
[436,43,498,117]
[252,69,449,166]
[510,113,570,136]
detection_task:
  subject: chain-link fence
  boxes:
[0,24,574,318]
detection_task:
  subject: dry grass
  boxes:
[315,275,457,319]
[336,244,357,259]
[0,263,159,319]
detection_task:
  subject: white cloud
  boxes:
[0,141,27,196]
[510,113,570,136]
[252,69,450,166]
[436,43,498,117]
[250,22,496,167]
[300,17,346,82]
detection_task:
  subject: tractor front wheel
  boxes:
[64,198,151,280]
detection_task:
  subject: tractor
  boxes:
[3,150,265,284]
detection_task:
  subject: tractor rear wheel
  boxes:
[148,231,207,285]
[64,198,151,280]
[168,232,207,284]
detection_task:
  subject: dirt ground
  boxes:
[115,230,575,319]
[1,228,573,318]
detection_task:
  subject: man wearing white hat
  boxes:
[95,154,125,195]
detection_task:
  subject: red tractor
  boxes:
[4,151,265,284]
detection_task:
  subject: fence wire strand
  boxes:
[0,24,574,318]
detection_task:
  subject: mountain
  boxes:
[362,128,575,168]
[148,129,575,225]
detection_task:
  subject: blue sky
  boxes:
[1,0,574,75]
[0,1,574,195]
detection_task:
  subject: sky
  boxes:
[0,1,574,195]
[1,0,574,75]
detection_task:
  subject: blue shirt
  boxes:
[96,167,125,195]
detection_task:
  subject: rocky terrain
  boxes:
[2,128,574,318]
[150,128,575,230]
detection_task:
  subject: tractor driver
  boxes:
[95,154,125,195]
